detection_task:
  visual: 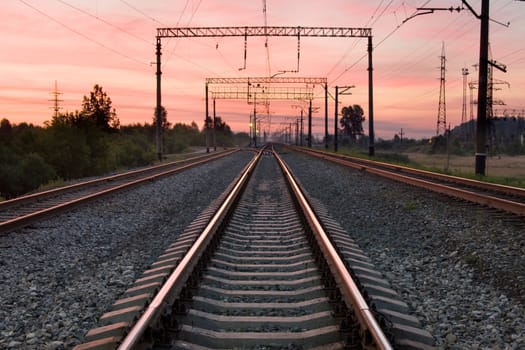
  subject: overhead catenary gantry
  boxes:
[206,77,327,148]
[154,26,374,159]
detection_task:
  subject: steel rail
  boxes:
[117,149,263,350]
[0,149,237,211]
[0,149,239,234]
[296,148,525,217]
[300,148,525,198]
[273,149,393,350]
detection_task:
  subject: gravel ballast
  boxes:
[1,148,524,350]
[0,151,254,350]
[281,149,525,350]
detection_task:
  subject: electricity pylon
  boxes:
[436,43,447,136]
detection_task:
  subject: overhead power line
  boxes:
[119,0,166,25]
[56,0,152,45]
[164,0,203,65]
[325,0,389,77]
[18,0,148,66]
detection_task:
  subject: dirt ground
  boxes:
[405,153,525,178]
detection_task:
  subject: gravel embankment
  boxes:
[0,151,254,350]
[281,150,525,350]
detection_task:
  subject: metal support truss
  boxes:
[210,86,313,101]
[206,77,327,85]
[157,26,371,38]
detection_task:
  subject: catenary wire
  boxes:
[329,0,432,85]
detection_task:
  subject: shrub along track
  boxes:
[75,148,435,350]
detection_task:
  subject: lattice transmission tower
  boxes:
[49,80,63,118]
[461,67,469,125]
[436,43,447,136]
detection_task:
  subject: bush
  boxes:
[0,149,56,198]
[114,135,155,167]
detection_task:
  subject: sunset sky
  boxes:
[1,0,524,139]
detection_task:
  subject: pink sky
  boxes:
[1,0,524,139]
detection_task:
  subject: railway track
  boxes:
[292,147,525,217]
[0,149,238,234]
[75,148,435,350]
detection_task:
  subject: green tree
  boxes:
[0,146,56,199]
[81,84,119,131]
[213,116,234,147]
[41,114,93,179]
[340,105,365,141]
[153,105,170,131]
[0,118,12,143]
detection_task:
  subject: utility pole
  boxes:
[469,81,477,139]
[334,86,339,152]
[249,114,253,147]
[368,36,375,156]
[213,98,217,151]
[475,0,489,175]
[324,83,329,149]
[155,37,162,161]
[295,119,299,145]
[253,93,257,147]
[299,109,303,146]
[462,67,469,140]
[334,85,355,152]
[308,99,312,147]
[205,83,210,153]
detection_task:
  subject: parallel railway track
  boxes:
[292,147,525,217]
[75,148,436,350]
[0,149,238,234]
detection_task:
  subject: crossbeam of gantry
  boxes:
[157,26,371,38]
[206,77,328,85]
[210,86,314,101]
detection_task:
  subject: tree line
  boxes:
[0,84,245,200]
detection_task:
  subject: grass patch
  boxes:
[464,254,485,272]
[403,201,418,211]
[317,146,525,189]
[38,178,67,192]
[461,173,525,189]
[374,152,411,165]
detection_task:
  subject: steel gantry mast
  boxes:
[155,26,374,158]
